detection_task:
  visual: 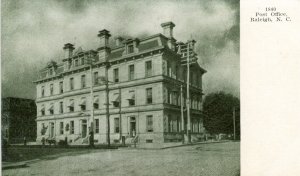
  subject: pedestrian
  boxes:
[23,136,27,146]
[65,136,68,147]
[89,130,94,148]
[42,137,45,147]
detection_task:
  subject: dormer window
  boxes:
[124,38,139,55]
[49,68,53,75]
[128,44,134,54]
[75,59,79,67]
[68,60,72,69]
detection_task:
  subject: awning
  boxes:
[171,89,178,92]
[48,104,54,111]
[127,91,135,100]
[79,99,86,106]
[111,94,120,102]
[93,97,99,104]
[68,101,74,107]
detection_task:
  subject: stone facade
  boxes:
[34,22,206,147]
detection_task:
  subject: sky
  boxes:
[1,0,240,99]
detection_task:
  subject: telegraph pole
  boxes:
[89,53,95,147]
[105,62,110,146]
[233,107,236,141]
[119,87,122,141]
[180,85,184,144]
[186,41,191,144]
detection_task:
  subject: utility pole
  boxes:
[180,85,184,144]
[233,106,236,141]
[105,62,110,147]
[89,53,95,147]
[119,87,122,141]
[186,41,191,144]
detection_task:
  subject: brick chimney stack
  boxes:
[97,29,111,61]
[115,36,124,47]
[97,29,111,48]
[161,21,175,39]
[161,22,176,50]
[63,43,75,59]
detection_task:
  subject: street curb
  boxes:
[118,140,234,150]
[161,140,232,149]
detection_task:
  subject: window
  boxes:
[60,122,64,134]
[177,116,181,132]
[50,84,53,95]
[75,59,79,66]
[146,115,153,132]
[49,68,53,75]
[59,81,63,93]
[146,88,153,104]
[167,60,172,77]
[173,91,178,105]
[80,98,86,111]
[145,61,152,77]
[69,100,74,112]
[81,57,85,65]
[128,91,135,106]
[70,78,74,90]
[114,118,120,133]
[41,105,45,116]
[49,104,54,115]
[94,96,99,109]
[68,60,72,69]
[41,86,45,97]
[128,44,134,54]
[81,75,86,88]
[113,68,119,83]
[129,65,134,81]
[168,90,172,104]
[112,93,120,108]
[59,102,63,113]
[94,72,98,85]
[146,139,153,143]
[175,65,179,79]
[70,121,74,134]
[95,119,99,133]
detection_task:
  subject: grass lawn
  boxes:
[2,146,102,162]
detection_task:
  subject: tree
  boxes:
[203,92,240,138]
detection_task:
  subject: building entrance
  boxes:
[50,122,54,138]
[81,120,87,138]
[130,117,136,137]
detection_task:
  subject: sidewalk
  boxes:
[121,140,233,150]
[161,140,232,149]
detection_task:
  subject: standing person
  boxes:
[89,130,94,147]
[41,137,45,147]
[23,136,27,146]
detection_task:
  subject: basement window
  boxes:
[146,139,153,143]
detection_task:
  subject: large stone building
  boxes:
[34,22,206,147]
[2,97,36,144]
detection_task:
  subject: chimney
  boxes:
[63,43,75,59]
[161,21,175,39]
[97,29,111,61]
[97,29,111,48]
[161,22,176,50]
[115,36,124,47]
